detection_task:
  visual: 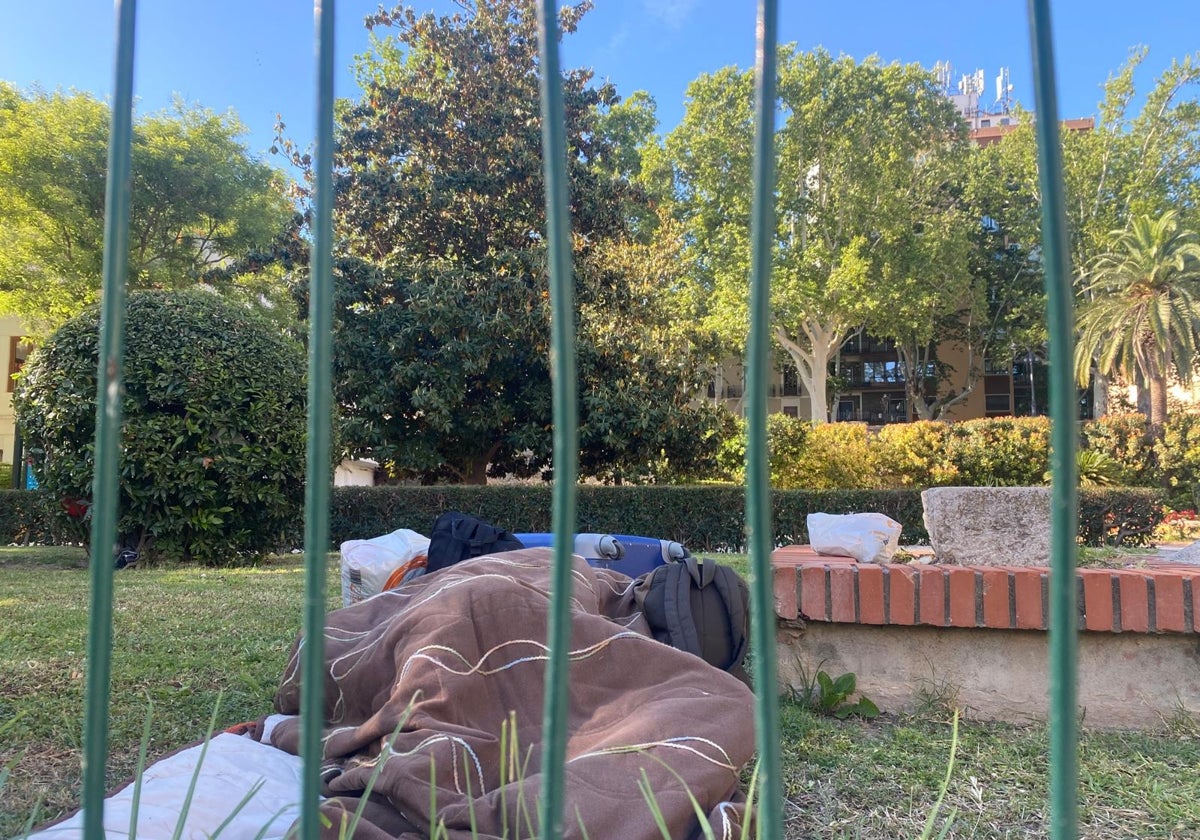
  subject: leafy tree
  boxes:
[13,291,308,562]
[278,0,720,484]
[1075,211,1200,432]
[0,84,293,335]
[989,49,1200,414]
[666,49,972,422]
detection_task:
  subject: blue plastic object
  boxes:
[513,533,688,578]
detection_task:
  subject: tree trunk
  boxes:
[774,323,844,425]
[461,442,502,485]
[1092,368,1110,417]
[1148,374,1168,436]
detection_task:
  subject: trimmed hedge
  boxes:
[2,484,1162,554]
[1077,487,1165,547]
[0,489,60,545]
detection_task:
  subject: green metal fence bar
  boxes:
[745,1,784,837]
[82,1,137,835]
[1025,1,1080,838]
[535,1,580,837]
[299,2,336,839]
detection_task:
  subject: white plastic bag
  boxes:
[806,512,902,564]
[339,528,431,606]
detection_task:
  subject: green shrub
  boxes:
[0,489,57,544]
[1156,412,1200,510]
[1081,414,1158,486]
[13,290,308,563]
[774,489,928,544]
[1077,487,1165,547]
[784,422,880,490]
[945,416,1051,486]
[873,421,957,489]
[1075,449,1126,487]
[710,413,811,487]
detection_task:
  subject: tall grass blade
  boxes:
[639,752,719,840]
[127,696,155,840]
[338,706,413,839]
[918,709,961,840]
[208,778,267,839]
[427,753,439,838]
[170,689,224,840]
[636,769,673,840]
[17,796,43,840]
[251,804,297,840]
[739,760,761,840]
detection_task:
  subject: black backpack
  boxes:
[636,556,751,686]
[425,512,525,574]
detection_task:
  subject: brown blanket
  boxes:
[270,548,756,839]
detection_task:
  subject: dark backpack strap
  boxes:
[661,561,704,658]
[709,566,749,670]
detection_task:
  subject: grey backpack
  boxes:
[636,557,751,686]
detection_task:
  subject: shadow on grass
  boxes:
[0,545,88,570]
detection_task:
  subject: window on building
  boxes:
[980,119,991,127]
[782,366,800,396]
[985,393,1012,415]
[8,337,30,392]
[783,405,798,418]
[863,360,904,383]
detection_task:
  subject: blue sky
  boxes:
[2,1,1196,166]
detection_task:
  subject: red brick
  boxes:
[1013,568,1045,630]
[857,565,886,625]
[887,565,918,625]
[1148,571,1186,633]
[1191,573,1200,634]
[980,569,1013,629]
[918,567,947,627]
[1116,571,1149,633]
[829,566,857,623]
[799,565,828,622]
[1081,571,1115,632]
[772,564,799,620]
[947,567,977,627]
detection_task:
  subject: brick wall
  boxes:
[773,546,1200,634]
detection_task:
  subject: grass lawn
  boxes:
[2,548,1200,838]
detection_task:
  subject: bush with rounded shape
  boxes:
[14,290,307,563]
[873,420,957,489]
[711,413,812,487]
[1081,414,1157,486]
[1157,412,1200,509]
[944,416,1051,486]
[784,422,880,490]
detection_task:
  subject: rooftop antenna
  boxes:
[934,60,953,93]
[958,69,983,117]
[994,66,1014,112]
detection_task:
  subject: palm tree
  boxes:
[1075,211,1200,432]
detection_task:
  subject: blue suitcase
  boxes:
[513,532,688,578]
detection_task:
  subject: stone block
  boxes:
[922,486,1051,567]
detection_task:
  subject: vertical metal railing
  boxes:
[76,1,1081,838]
[298,2,336,839]
[1026,2,1080,838]
[533,2,580,837]
[81,0,136,835]
[744,2,785,837]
